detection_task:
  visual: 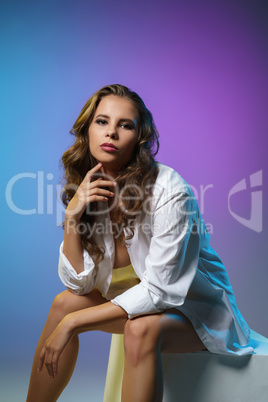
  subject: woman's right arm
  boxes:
[62,162,116,275]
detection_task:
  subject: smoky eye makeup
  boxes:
[120,122,135,130]
[96,119,107,125]
[94,114,137,130]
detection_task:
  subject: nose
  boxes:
[106,124,118,139]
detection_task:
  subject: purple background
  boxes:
[1,0,267,400]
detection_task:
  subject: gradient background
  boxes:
[1,0,267,400]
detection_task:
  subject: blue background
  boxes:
[1,0,267,400]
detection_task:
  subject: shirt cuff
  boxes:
[58,241,96,295]
[111,282,165,319]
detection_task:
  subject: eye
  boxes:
[120,123,135,130]
[96,119,107,125]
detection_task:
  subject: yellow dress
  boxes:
[103,264,140,402]
[105,263,140,301]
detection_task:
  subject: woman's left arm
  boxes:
[111,190,205,318]
[38,302,127,378]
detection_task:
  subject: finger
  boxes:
[86,195,110,203]
[45,363,54,378]
[85,187,115,198]
[79,184,115,201]
[84,163,103,182]
[78,191,113,207]
[52,354,59,378]
[37,347,46,372]
[89,179,117,189]
[45,351,54,378]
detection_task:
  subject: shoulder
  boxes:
[147,162,196,212]
[145,163,204,229]
[154,162,193,196]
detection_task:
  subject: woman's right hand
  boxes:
[65,163,116,222]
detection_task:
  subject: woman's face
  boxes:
[88,95,139,174]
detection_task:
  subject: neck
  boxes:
[100,164,119,180]
[101,168,118,179]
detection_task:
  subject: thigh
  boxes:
[131,308,206,354]
[52,288,126,334]
[159,308,206,353]
[52,287,108,316]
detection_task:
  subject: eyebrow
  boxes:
[95,114,136,125]
[96,114,110,119]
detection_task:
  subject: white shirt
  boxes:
[58,162,253,356]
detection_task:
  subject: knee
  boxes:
[50,291,73,320]
[124,317,160,366]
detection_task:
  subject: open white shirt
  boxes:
[59,162,253,356]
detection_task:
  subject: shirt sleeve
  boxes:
[111,191,201,319]
[58,241,97,295]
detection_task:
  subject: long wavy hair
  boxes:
[61,84,159,264]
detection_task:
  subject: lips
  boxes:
[100,142,118,151]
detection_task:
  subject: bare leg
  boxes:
[122,309,205,402]
[27,289,126,402]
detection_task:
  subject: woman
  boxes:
[27,84,253,402]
